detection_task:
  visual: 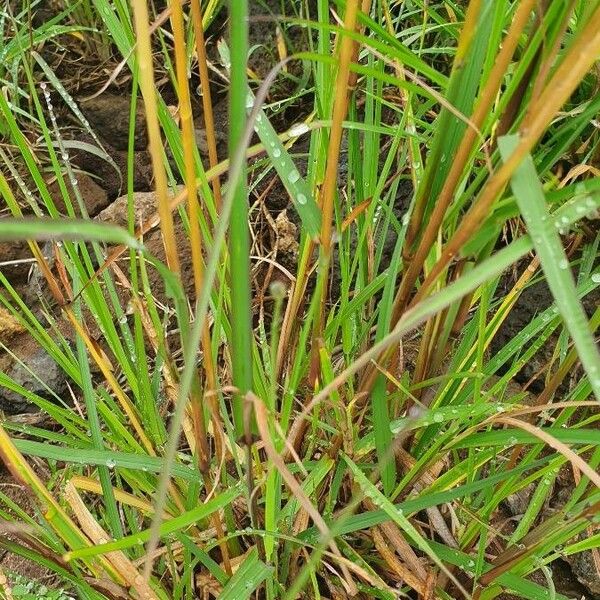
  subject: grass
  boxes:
[0,0,599,599]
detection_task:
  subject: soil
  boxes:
[492,258,599,394]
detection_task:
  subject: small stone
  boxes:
[47,172,110,217]
[275,210,299,256]
[563,543,600,598]
[80,93,147,151]
[0,334,68,414]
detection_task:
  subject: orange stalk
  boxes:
[310,0,362,383]
[170,0,231,573]
[131,0,181,276]
[190,0,222,207]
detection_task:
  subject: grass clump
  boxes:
[0,1,599,599]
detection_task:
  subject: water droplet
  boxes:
[432,412,444,423]
[297,193,307,205]
[558,259,568,269]
[591,272,600,283]
[288,123,309,137]
[288,170,300,184]
[272,148,281,158]
[105,459,116,469]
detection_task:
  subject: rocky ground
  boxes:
[0,0,598,598]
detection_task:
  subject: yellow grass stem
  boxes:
[169,0,211,472]
[131,0,181,276]
[397,0,537,322]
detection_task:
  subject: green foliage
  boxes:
[0,0,598,598]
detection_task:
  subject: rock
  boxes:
[275,210,298,256]
[96,188,197,303]
[0,333,68,414]
[95,188,179,227]
[0,239,32,284]
[69,134,153,200]
[46,171,110,217]
[504,483,537,516]
[563,547,600,599]
[80,93,148,151]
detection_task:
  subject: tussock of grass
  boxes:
[0,1,599,599]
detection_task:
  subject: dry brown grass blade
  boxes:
[0,425,116,578]
[64,481,158,599]
[70,475,173,517]
[248,392,358,596]
[392,449,458,550]
[170,0,212,473]
[363,497,428,582]
[372,527,426,595]
[189,0,221,207]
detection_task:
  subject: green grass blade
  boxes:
[12,439,199,481]
[65,484,242,560]
[248,89,321,238]
[219,547,272,600]
[227,0,253,434]
[0,217,142,249]
[499,134,600,400]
